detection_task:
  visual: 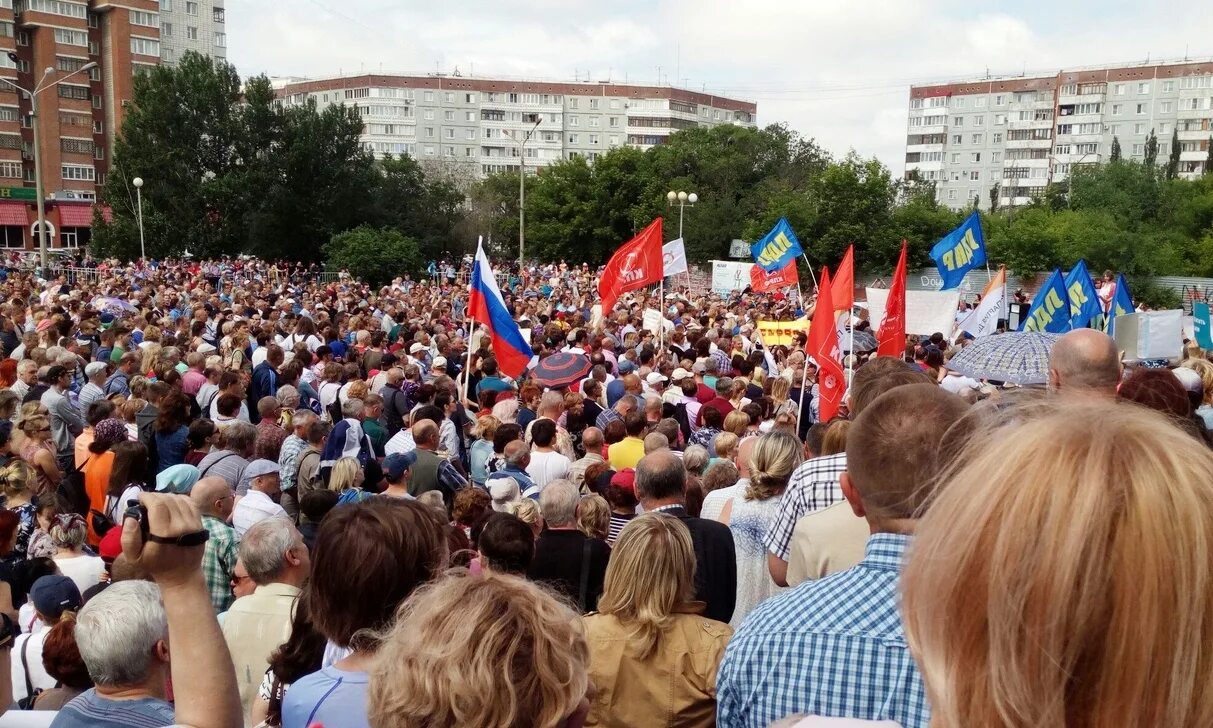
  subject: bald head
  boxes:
[735,436,758,478]
[1048,329,1120,397]
[190,477,234,519]
[412,419,439,447]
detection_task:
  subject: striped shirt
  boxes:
[764,452,847,560]
[607,512,634,546]
[717,533,928,728]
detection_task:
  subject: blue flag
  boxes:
[1195,302,1213,350]
[751,218,804,273]
[1020,268,1070,333]
[1106,273,1135,335]
[929,211,986,290]
[1064,260,1101,329]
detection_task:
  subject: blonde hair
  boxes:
[509,499,541,529]
[712,431,739,461]
[722,410,750,436]
[595,513,696,660]
[18,413,49,437]
[769,376,790,403]
[369,572,588,728]
[903,400,1213,728]
[576,494,610,541]
[0,460,34,499]
[327,457,362,494]
[416,490,446,514]
[1182,358,1213,405]
[820,419,850,456]
[746,431,803,501]
[473,415,501,441]
[139,343,160,375]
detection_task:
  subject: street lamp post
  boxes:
[132,177,145,261]
[0,61,97,273]
[665,190,698,239]
[509,118,542,268]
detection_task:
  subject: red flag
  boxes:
[750,260,799,293]
[877,240,908,358]
[599,218,664,315]
[830,244,854,312]
[808,266,845,421]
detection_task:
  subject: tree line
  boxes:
[94,54,1213,301]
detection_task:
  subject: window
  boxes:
[423,91,433,102]
[948,189,957,200]
[60,164,94,181]
[1074,103,1101,114]
[185,26,197,40]
[976,97,987,108]
[61,138,92,154]
[971,153,981,162]
[1163,80,1175,93]
[1111,103,1121,115]
[1108,124,1119,135]
[0,107,14,122]
[1160,122,1171,134]
[589,98,599,110]
[0,161,19,179]
[464,93,475,103]
[971,133,982,144]
[570,116,580,126]
[991,151,1002,163]
[1060,84,1077,95]
[609,117,619,127]
[1057,124,1073,135]
[1076,143,1098,154]
[214,33,225,48]
[57,84,89,100]
[443,110,454,121]
[424,146,434,156]
[910,98,923,109]
[160,0,171,8]
[1138,82,1150,94]
[465,129,474,140]
[568,98,578,109]
[443,146,454,157]
[995,95,1004,106]
[130,9,158,26]
[973,115,983,125]
[16,31,26,46]
[953,116,964,126]
[1055,144,1072,155]
[609,135,620,146]
[994,113,1006,125]
[1115,84,1125,95]
[185,0,197,14]
[1134,123,1146,134]
[130,37,160,55]
[589,134,599,145]
[53,28,87,46]
[951,153,959,163]
[588,117,599,128]
[444,128,454,139]
[422,110,434,120]
[953,98,965,108]
[993,133,1002,143]
[1132,144,1144,155]
[610,99,621,110]
[1160,101,1173,113]
[20,0,87,18]
[161,21,172,36]
[568,133,579,144]
[424,127,434,138]
[1136,103,1146,114]
[443,92,453,103]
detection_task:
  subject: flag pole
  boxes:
[461,237,480,409]
[801,253,819,289]
[658,277,665,355]
[796,345,810,436]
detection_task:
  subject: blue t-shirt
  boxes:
[49,690,175,728]
[281,666,370,728]
[475,376,510,398]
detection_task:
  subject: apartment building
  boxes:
[274,74,757,177]
[156,0,223,67]
[906,58,1213,211]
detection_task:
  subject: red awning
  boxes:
[0,202,25,226]
[100,205,112,223]
[57,205,93,227]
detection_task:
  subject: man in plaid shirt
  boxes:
[191,477,239,613]
[719,383,969,728]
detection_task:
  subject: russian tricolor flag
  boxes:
[468,238,534,379]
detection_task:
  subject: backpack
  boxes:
[56,458,90,517]
[324,384,343,425]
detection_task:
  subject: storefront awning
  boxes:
[57,205,93,227]
[0,202,26,226]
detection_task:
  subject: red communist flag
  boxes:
[830,244,854,312]
[808,266,845,421]
[599,218,664,315]
[750,260,799,293]
[877,240,907,358]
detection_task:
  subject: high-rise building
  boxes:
[156,0,224,67]
[274,74,757,178]
[906,59,1213,211]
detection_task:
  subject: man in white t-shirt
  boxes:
[232,460,287,537]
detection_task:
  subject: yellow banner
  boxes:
[756,318,810,347]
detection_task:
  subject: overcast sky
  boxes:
[228,0,1213,174]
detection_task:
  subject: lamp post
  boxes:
[0,60,97,273]
[665,190,698,239]
[508,118,542,267]
[132,177,145,261]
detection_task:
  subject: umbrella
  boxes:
[945,331,1061,385]
[91,296,138,317]
[842,329,877,353]
[531,352,591,389]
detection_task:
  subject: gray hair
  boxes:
[682,444,709,475]
[505,441,530,467]
[74,581,166,687]
[240,517,297,584]
[44,346,64,363]
[342,398,364,419]
[222,421,257,453]
[538,479,579,527]
[538,390,564,416]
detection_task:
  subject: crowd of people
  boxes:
[0,254,1205,727]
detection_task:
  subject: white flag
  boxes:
[662,239,688,277]
[959,268,1007,338]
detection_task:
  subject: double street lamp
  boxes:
[666,190,698,239]
[507,118,542,267]
[0,59,97,272]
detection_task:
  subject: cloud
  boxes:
[227,0,1213,173]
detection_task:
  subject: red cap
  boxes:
[98,527,124,561]
[610,468,636,494]
[494,390,516,404]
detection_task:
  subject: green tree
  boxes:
[1206,137,1213,177]
[1144,129,1160,172]
[1166,128,1181,180]
[325,226,422,285]
[371,155,464,260]
[1110,136,1122,162]
[988,182,1000,212]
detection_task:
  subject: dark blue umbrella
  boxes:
[531,352,591,388]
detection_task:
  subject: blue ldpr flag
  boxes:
[929,211,986,290]
[1020,269,1070,333]
[1106,274,1135,335]
[1064,260,1101,329]
[751,218,804,273]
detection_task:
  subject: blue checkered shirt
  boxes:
[717,533,928,728]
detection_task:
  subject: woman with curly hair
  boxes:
[0,460,38,565]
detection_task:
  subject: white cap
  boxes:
[671,367,693,382]
[409,342,425,354]
[645,372,668,386]
[489,477,522,511]
[432,356,448,369]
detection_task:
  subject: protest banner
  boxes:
[1113,309,1184,361]
[756,318,810,347]
[711,260,754,296]
[866,288,961,336]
